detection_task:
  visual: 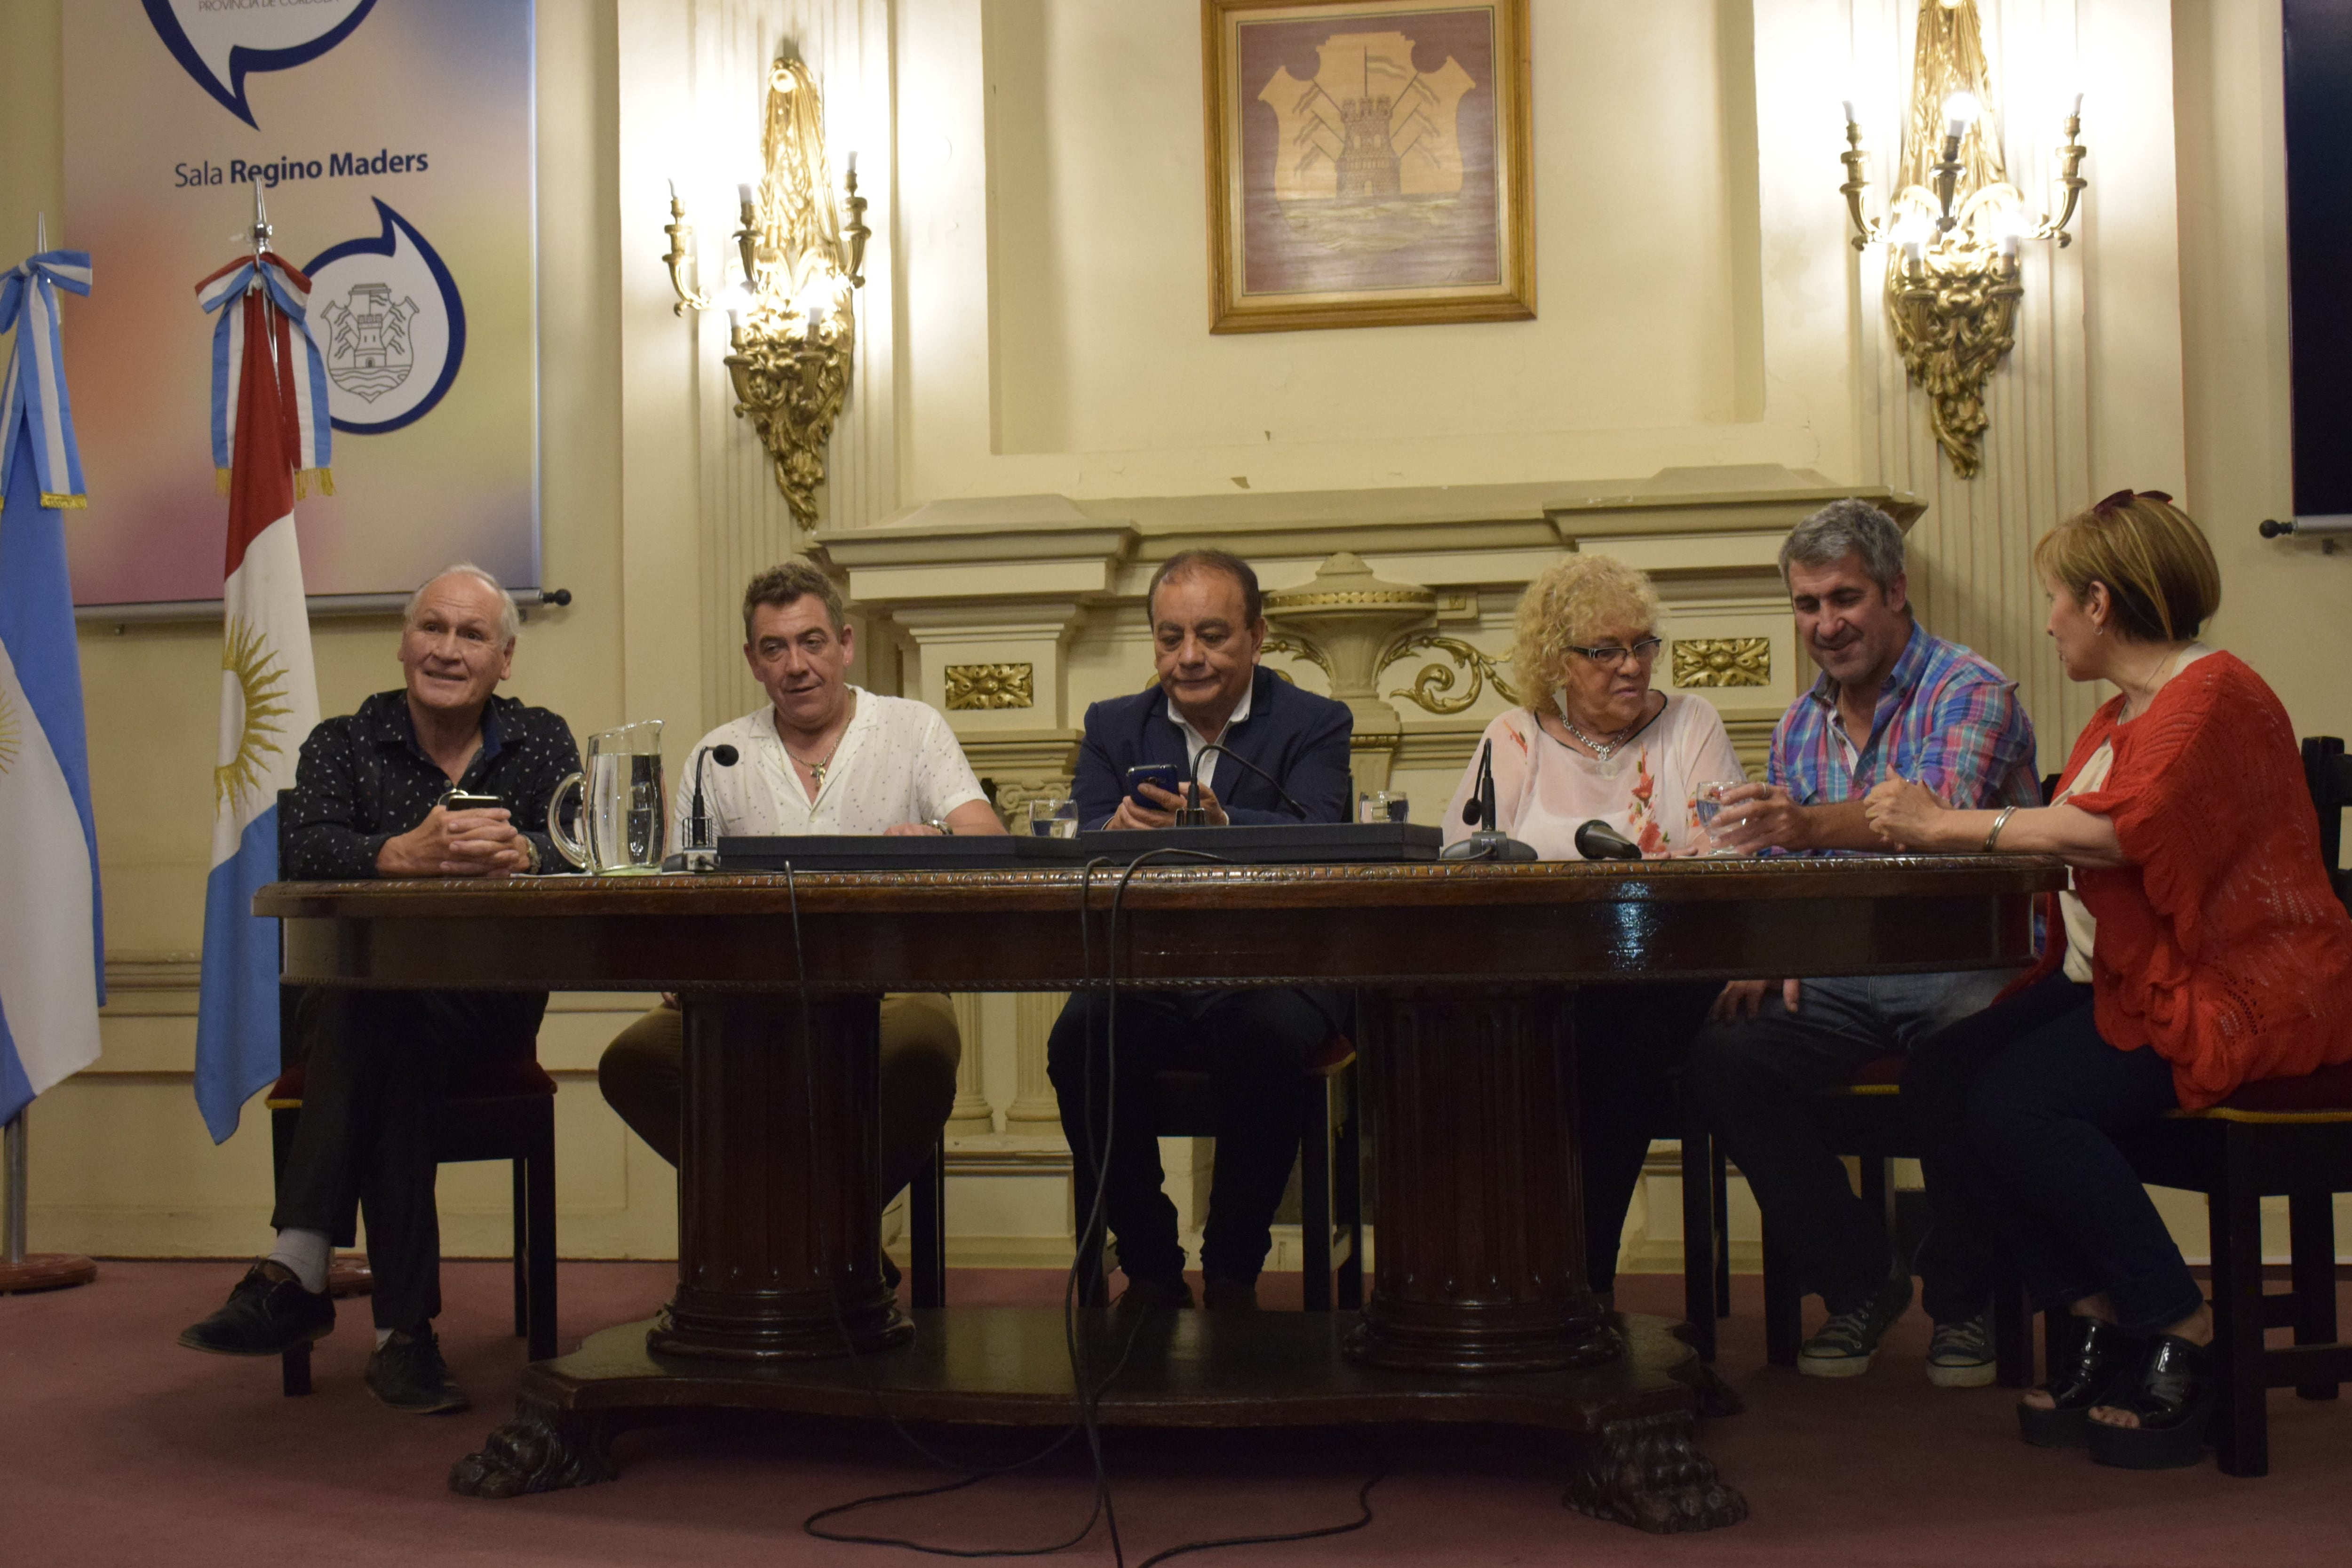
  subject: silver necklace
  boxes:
[1556,696,1638,761]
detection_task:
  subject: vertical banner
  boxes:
[63,0,536,607]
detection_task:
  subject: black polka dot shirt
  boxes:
[282,690,582,879]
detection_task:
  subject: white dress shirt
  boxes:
[676,687,989,843]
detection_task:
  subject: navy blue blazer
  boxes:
[1071,666,1353,829]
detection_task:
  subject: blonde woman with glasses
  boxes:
[1440,554,1744,1307]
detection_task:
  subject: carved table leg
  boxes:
[448,1399,615,1498]
[650,992,911,1361]
[1564,1411,1749,1532]
[1347,985,1616,1373]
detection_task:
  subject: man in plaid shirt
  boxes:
[1688,497,2038,1389]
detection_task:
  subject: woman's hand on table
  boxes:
[1863,778,1952,850]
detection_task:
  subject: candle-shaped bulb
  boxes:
[1841,99,1857,128]
[737,182,756,216]
[2070,91,2084,119]
[1943,90,1981,143]
[845,150,858,180]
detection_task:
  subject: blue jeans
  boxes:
[1904,974,2202,1335]
[1685,969,2017,1320]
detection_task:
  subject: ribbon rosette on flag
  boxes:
[0,247,104,1127]
[192,245,327,1143]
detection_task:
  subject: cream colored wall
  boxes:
[5,0,2345,1272]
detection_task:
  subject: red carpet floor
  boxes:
[4,1261,2349,1566]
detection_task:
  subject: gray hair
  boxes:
[406,562,521,645]
[1779,498,1907,591]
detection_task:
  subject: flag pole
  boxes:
[0,1110,96,1295]
[0,208,99,1297]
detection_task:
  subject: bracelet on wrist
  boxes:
[1983,806,2018,852]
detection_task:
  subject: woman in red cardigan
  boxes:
[1863,491,2352,1470]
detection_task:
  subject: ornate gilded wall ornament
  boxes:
[944,662,1035,711]
[1839,0,2086,477]
[1258,632,1333,682]
[1671,637,1772,689]
[1381,632,1521,715]
[662,58,872,527]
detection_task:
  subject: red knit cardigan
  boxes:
[2010,651,2352,1109]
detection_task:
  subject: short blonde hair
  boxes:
[1510,554,1665,711]
[2033,490,2220,644]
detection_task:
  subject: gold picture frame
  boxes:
[1202,0,1534,334]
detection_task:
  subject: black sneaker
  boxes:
[178,1261,334,1356]
[1112,1274,1195,1315]
[365,1327,470,1414]
[1797,1275,1914,1378]
[1926,1311,1998,1388]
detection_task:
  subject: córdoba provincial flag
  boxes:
[0,248,103,1126]
[192,251,326,1143]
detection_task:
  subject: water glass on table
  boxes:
[1027,797,1080,838]
[1692,780,1746,856]
[1358,790,1409,825]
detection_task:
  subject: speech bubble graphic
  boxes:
[302,200,466,435]
[143,0,376,130]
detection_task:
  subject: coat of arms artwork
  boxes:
[1204,0,1533,332]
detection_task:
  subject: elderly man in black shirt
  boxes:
[179,564,577,1414]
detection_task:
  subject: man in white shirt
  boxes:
[598,561,1002,1247]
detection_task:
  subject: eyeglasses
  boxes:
[1564,637,1663,669]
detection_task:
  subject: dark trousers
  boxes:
[1685,970,2015,1320]
[1904,973,2201,1335]
[271,987,546,1331]
[1047,988,1333,1285]
[1575,982,1716,1298]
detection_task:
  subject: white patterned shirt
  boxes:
[676,687,989,843]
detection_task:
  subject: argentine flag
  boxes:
[0,248,103,1125]
[192,252,325,1144]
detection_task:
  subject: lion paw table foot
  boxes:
[1563,1412,1747,1533]
[449,1403,614,1499]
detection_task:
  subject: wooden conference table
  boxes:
[258,853,2055,1533]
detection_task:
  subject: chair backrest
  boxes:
[2306,737,2352,911]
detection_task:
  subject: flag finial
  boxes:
[248,179,272,259]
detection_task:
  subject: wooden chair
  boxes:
[265,794,560,1396]
[2106,734,2352,1476]
[908,1037,1363,1312]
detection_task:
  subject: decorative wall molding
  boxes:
[1671,637,1772,688]
[944,662,1035,710]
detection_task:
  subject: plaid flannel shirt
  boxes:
[1769,621,2040,848]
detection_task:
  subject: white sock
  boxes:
[375,1327,395,1348]
[266,1228,332,1295]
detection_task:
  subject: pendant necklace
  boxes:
[1557,695,1638,762]
[784,695,853,796]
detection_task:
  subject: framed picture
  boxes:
[1202,0,1534,334]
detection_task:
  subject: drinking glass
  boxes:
[1358,790,1409,824]
[1027,797,1080,839]
[1692,780,1745,856]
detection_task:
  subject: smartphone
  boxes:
[442,790,503,812]
[1124,762,1184,808]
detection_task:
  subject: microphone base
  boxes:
[1440,831,1539,863]
[1174,807,1212,828]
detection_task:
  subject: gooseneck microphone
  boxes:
[1573,818,1644,861]
[688,742,740,851]
[1439,739,1538,861]
[1177,741,1308,825]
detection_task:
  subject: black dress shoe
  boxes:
[2086,1335,2215,1471]
[2017,1316,2142,1448]
[365,1327,471,1415]
[178,1262,334,1357]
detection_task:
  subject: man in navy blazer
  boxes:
[1049,549,1353,1312]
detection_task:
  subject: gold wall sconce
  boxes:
[1839,0,2085,477]
[662,58,870,527]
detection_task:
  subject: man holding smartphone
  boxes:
[178,564,578,1415]
[1049,549,1353,1311]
